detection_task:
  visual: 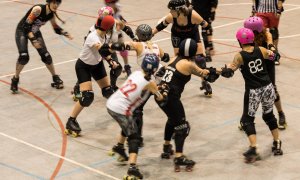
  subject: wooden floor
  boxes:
[1,0,300,179]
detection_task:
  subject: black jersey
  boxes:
[171,10,199,39]
[17,4,54,33]
[239,46,271,89]
[191,0,218,18]
[161,57,191,97]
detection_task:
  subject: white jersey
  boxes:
[79,30,110,65]
[106,71,151,116]
[137,42,160,65]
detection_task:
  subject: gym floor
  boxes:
[1,0,300,179]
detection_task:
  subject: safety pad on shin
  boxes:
[240,115,256,136]
[263,112,278,131]
[79,90,94,107]
[127,134,141,154]
[102,86,114,99]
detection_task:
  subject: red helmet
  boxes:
[105,0,118,3]
[96,15,115,31]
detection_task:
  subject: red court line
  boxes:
[0,79,67,180]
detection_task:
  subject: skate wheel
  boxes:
[108,151,115,156]
[72,96,79,102]
[64,129,70,135]
[117,156,128,162]
[174,165,180,172]
[51,83,55,87]
[71,131,79,138]
[185,165,194,172]
[238,125,243,131]
[123,175,138,180]
[200,87,204,90]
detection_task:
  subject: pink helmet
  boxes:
[244,16,264,33]
[236,28,255,45]
[98,6,114,17]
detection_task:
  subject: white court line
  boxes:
[0,132,121,180]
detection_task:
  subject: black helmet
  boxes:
[141,54,159,74]
[178,38,198,57]
[168,0,186,10]
[136,24,152,42]
[46,0,62,4]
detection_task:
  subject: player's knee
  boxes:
[102,86,114,99]
[127,133,141,154]
[40,51,52,65]
[262,112,278,130]
[174,121,190,140]
[79,90,94,107]
[240,115,256,136]
[194,54,206,69]
[18,53,29,65]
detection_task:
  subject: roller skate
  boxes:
[200,80,212,97]
[108,143,128,162]
[123,164,143,180]
[123,64,132,77]
[71,82,81,101]
[64,117,81,137]
[161,144,174,159]
[51,75,64,89]
[10,76,19,94]
[243,146,261,163]
[174,155,195,172]
[278,112,287,130]
[272,140,283,156]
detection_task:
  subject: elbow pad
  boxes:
[161,53,170,62]
[111,42,131,51]
[123,25,135,39]
[156,21,168,32]
[98,43,112,57]
[54,27,63,35]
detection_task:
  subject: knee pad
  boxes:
[269,28,279,41]
[120,50,128,58]
[240,115,256,136]
[262,112,278,131]
[102,86,114,99]
[174,121,190,140]
[110,62,122,78]
[194,54,206,69]
[38,49,52,65]
[18,53,29,65]
[127,133,141,154]
[79,90,94,107]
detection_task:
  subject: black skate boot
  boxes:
[124,64,132,77]
[51,75,64,89]
[272,140,283,156]
[174,155,196,172]
[123,164,143,180]
[200,80,212,97]
[108,143,129,162]
[64,117,81,137]
[278,112,287,130]
[243,146,261,163]
[71,82,81,101]
[10,76,19,94]
[161,144,174,159]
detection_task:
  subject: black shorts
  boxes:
[171,31,201,48]
[75,59,107,84]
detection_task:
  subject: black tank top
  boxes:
[161,57,191,97]
[239,46,271,89]
[18,4,54,33]
[171,10,198,37]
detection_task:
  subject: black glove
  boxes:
[204,67,219,83]
[221,65,234,78]
[155,67,166,78]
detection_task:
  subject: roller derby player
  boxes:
[152,0,213,96]
[219,27,283,163]
[156,38,219,172]
[106,54,166,179]
[65,16,118,137]
[11,0,73,93]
